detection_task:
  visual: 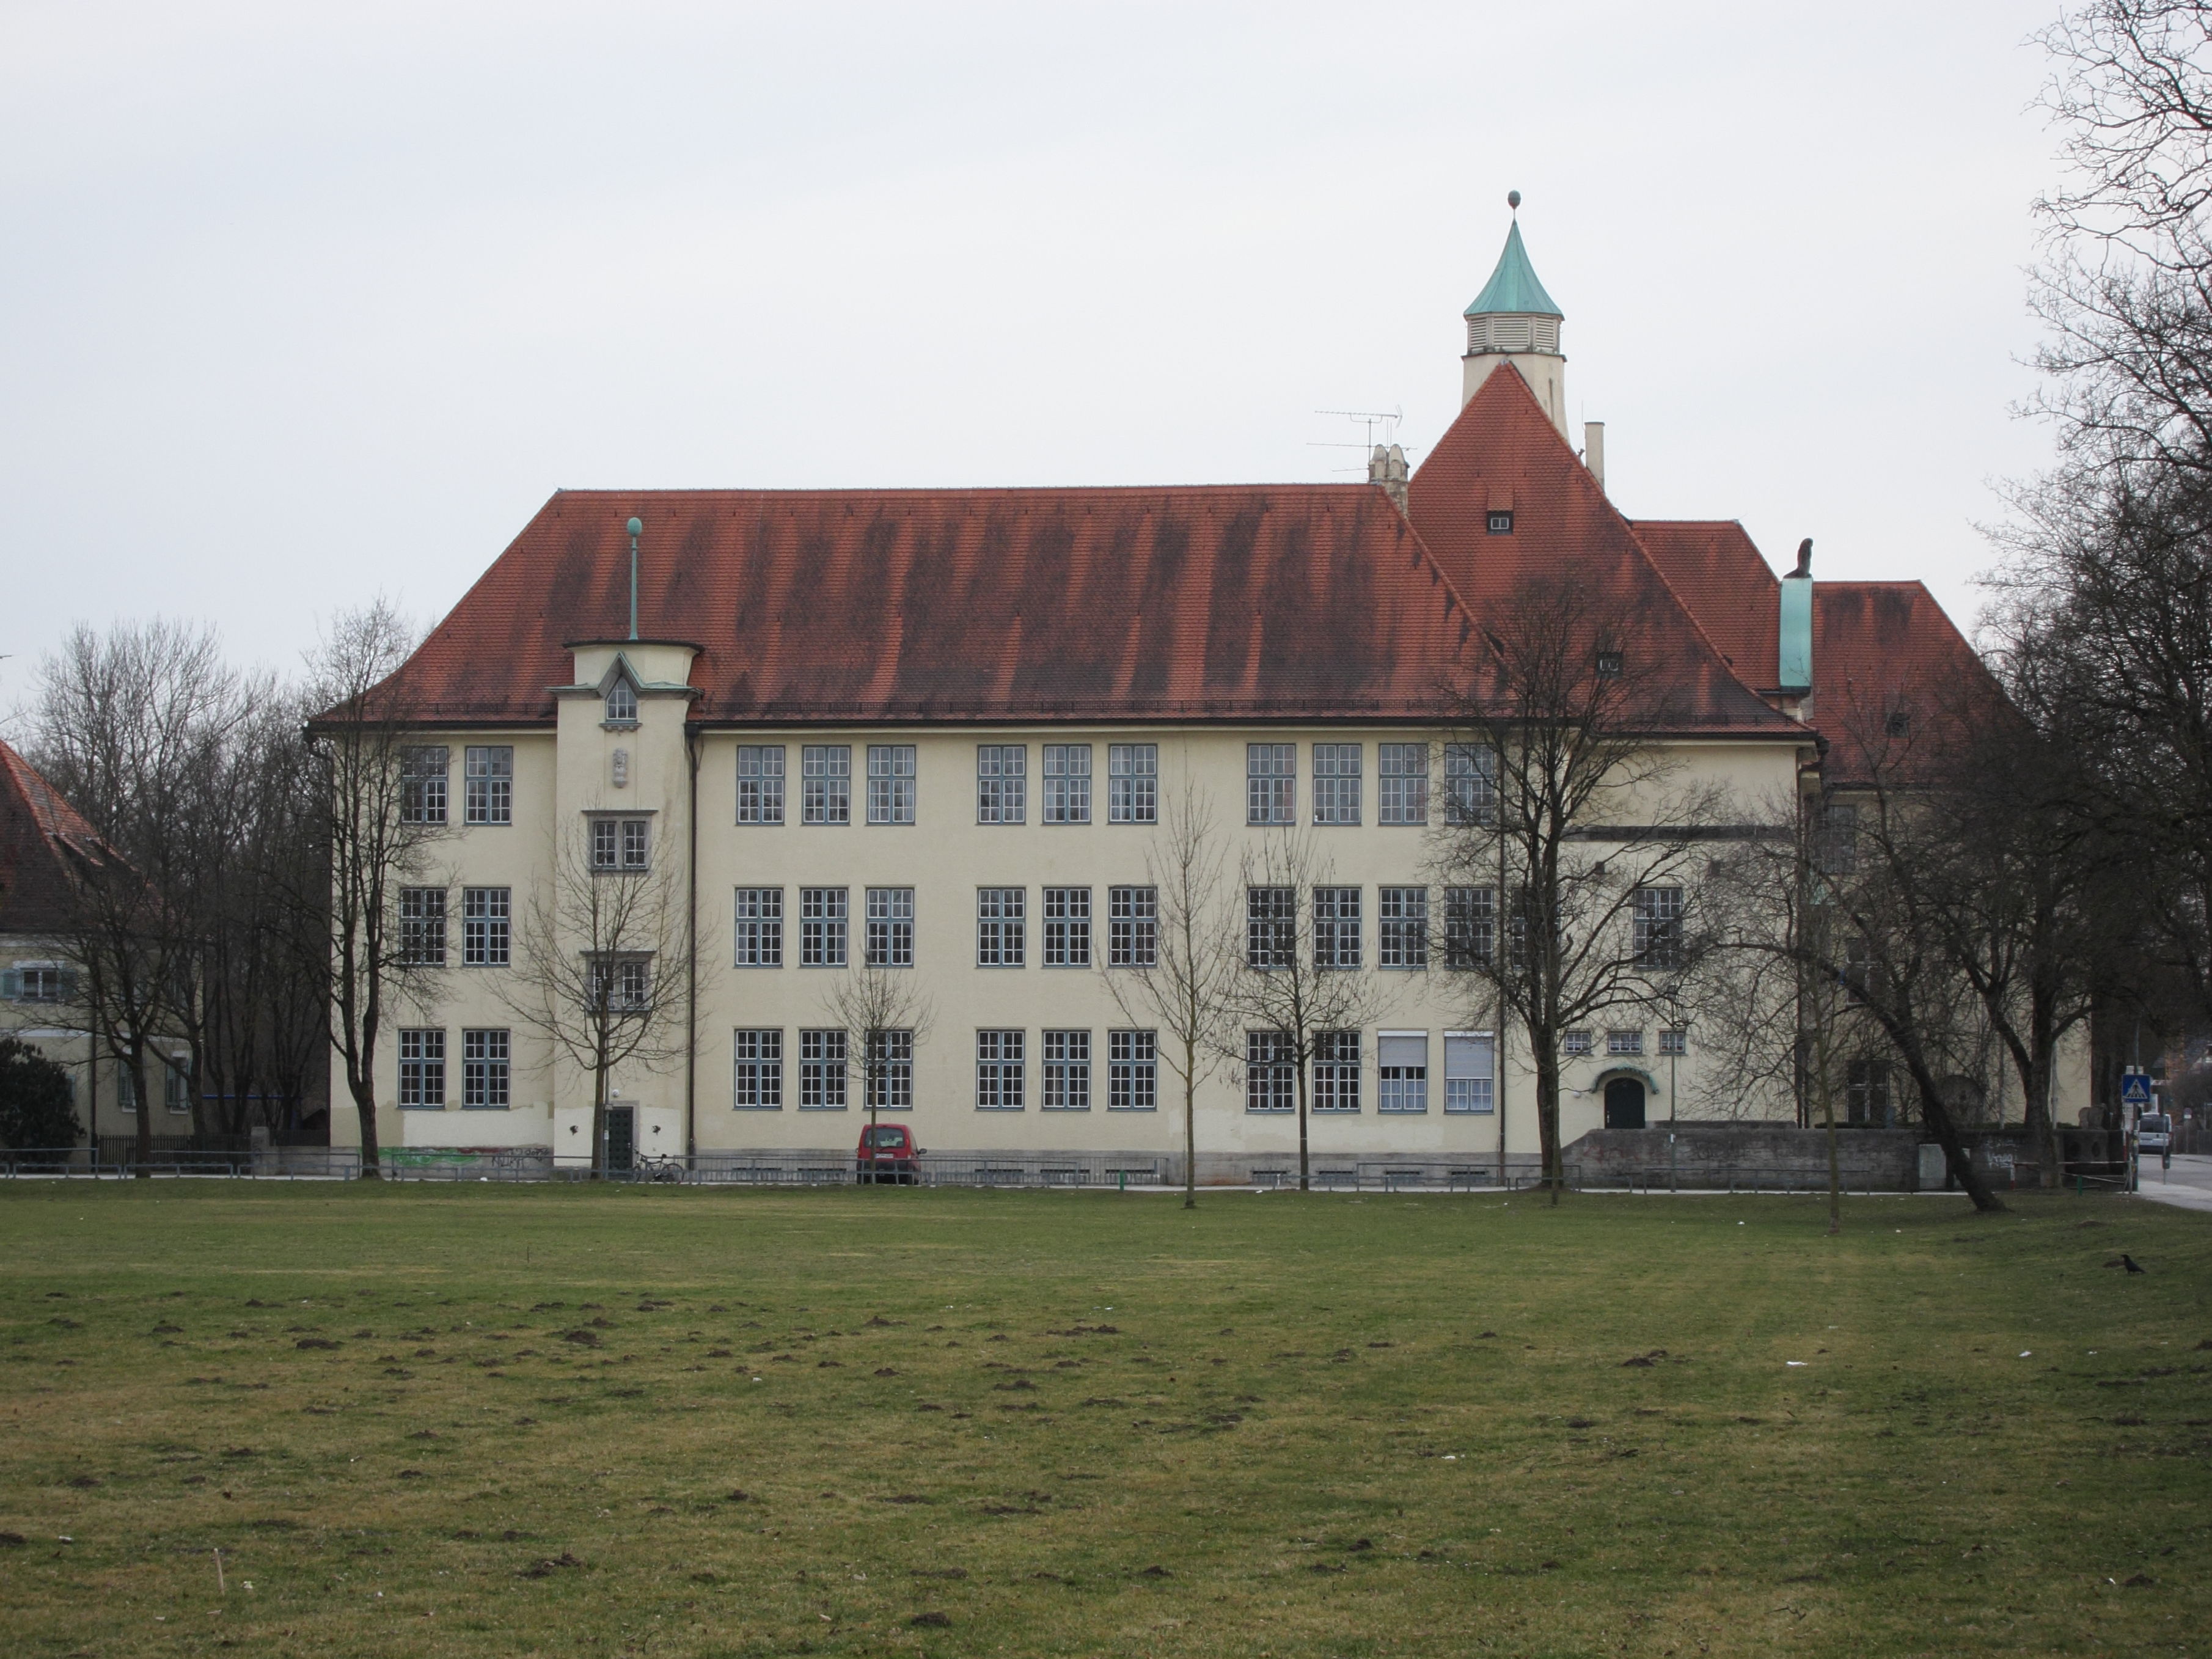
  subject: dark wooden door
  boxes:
[606,1105,636,1173]
[1603,1077,1647,1130]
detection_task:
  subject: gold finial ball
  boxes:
[1507,189,1521,211]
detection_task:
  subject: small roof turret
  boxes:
[1465,218,1562,320]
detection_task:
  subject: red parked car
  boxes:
[855,1124,923,1185]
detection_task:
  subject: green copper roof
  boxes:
[1464,220,1562,319]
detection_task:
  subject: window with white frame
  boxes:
[463,887,510,967]
[1247,743,1295,825]
[1379,886,1428,970]
[400,746,449,825]
[734,1028,783,1108]
[1563,1029,1593,1056]
[1042,887,1091,967]
[976,745,1027,824]
[1633,886,1685,970]
[1108,1030,1157,1110]
[1245,1030,1295,1112]
[1606,1029,1644,1057]
[865,887,915,968]
[1444,744,1497,826]
[604,678,639,724]
[976,1029,1025,1108]
[1108,744,1157,824]
[1379,742,1429,825]
[589,956,650,1011]
[976,887,1025,967]
[399,887,447,966]
[802,745,852,825]
[736,745,786,825]
[1314,1030,1361,1111]
[399,1029,445,1107]
[1108,885,1157,967]
[867,744,916,825]
[800,887,848,967]
[1042,744,1091,824]
[1659,1028,1687,1057]
[1378,1032,1429,1113]
[1246,885,1295,970]
[868,1029,914,1110]
[464,746,513,826]
[1313,886,1361,970]
[590,816,650,871]
[734,887,783,967]
[1042,1029,1091,1109]
[799,1029,848,1109]
[1445,1032,1495,1114]
[463,1028,510,1108]
[1444,886,1494,969]
[1312,743,1361,825]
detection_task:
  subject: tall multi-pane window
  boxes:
[398,1029,445,1107]
[1247,886,1295,970]
[400,747,449,825]
[1245,1031,1295,1112]
[865,887,915,968]
[1445,886,1496,969]
[1379,743,1429,825]
[1108,1030,1157,1110]
[734,887,783,967]
[1379,886,1429,970]
[976,1030,1025,1108]
[800,887,849,967]
[1108,744,1157,824]
[802,746,852,825]
[1042,887,1091,967]
[976,888,1026,967]
[867,745,917,825]
[799,1030,848,1108]
[976,745,1027,824]
[1444,1032,1495,1114]
[1042,1030,1091,1109]
[736,745,786,825]
[1312,743,1361,825]
[1314,1030,1362,1111]
[1247,744,1295,825]
[1379,1032,1429,1113]
[462,887,510,967]
[733,1029,783,1108]
[1313,886,1362,970]
[400,887,447,966]
[868,1030,915,1110]
[1042,745,1091,824]
[464,747,513,826]
[1633,886,1685,970]
[463,1028,510,1108]
[1445,744,1498,826]
[1818,803,1859,875]
[1108,885,1158,967]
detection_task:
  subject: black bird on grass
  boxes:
[2123,1254,2147,1275]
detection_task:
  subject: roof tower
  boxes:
[1462,192,1568,436]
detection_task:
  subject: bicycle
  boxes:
[631,1152,686,1185]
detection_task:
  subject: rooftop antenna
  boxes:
[626,516,642,641]
[1309,408,1415,475]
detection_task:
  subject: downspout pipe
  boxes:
[686,721,700,1168]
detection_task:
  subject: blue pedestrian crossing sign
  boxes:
[2121,1072,2153,1107]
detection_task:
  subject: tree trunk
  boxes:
[1182,1035,1197,1210]
[590,1052,609,1182]
[1815,1017,1839,1236]
[128,1039,153,1177]
[1295,1052,1310,1193]
[1904,1053,2006,1214]
[1534,1041,1562,1206]
[346,1067,382,1180]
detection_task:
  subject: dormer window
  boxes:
[604,678,639,726]
[1595,651,1624,678]
[1486,510,1514,535]
[1885,710,1911,738]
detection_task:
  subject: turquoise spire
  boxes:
[1465,218,1562,320]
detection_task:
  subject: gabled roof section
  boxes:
[383,486,1481,726]
[0,739,115,939]
[1631,520,1781,687]
[1402,369,1804,736]
[1812,582,2008,783]
[1466,221,1562,319]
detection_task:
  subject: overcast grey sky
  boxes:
[0,0,2071,702]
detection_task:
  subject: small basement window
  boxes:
[1486,510,1514,534]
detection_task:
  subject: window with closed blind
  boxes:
[1378,1031,1429,1113]
[1444,1032,1495,1115]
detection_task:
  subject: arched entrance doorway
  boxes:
[1603,1076,1647,1129]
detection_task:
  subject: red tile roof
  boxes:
[1810,582,2009,782]
[1628,519,1781,689]
[0,739,115,939]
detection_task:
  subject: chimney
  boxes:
[1778,537,1813,695]
[1583,421,1605,494]
[1368,443,1410,515]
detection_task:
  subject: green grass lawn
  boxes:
[1,1183,2208,1658]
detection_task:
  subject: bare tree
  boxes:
[1431,574,1727,1203]
[1102,780,1238,1207]
[1222,827,1380,1193]
[305,601,438,1178]
[822,962,934,1174]
[502,817,695,1177]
